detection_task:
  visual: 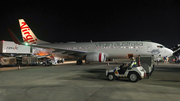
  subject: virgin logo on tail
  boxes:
[21,22,37,44]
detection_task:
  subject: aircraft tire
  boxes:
[76,60,82,65]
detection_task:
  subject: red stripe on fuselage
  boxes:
[99,53,102,62]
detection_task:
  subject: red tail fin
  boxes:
[7,28,22,44]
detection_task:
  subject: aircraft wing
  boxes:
[30,44,87,55]
[8,28,87,56]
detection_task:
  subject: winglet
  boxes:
[7,28,22,45]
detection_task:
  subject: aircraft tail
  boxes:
[8,28,22,45]
[19,19,49,44]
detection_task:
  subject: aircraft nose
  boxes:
[166,48,173,57]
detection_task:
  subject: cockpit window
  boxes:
[157,46,163,48]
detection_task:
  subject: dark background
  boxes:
[0,0,179,48]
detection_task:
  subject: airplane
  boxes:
[8,19,173,65]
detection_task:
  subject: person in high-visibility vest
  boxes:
[129,57,137,69]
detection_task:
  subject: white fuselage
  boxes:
[44,41,173,60]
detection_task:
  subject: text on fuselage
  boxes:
[95,42,143,47]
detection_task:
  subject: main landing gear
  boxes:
[76,59,83,65]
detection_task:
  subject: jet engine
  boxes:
[86,53,106,62]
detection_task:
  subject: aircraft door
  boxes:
[147,44,152,52]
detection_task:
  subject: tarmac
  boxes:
[0,61,180,101]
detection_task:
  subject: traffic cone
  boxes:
[18,65,20,70]
[107,62,109,66]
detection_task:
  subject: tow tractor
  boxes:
[106,63,146,82]
[42,59,56,66]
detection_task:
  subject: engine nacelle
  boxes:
[86,53,106,62]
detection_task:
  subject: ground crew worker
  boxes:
[129,57,137,69]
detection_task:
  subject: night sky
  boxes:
[0,1,179,48]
